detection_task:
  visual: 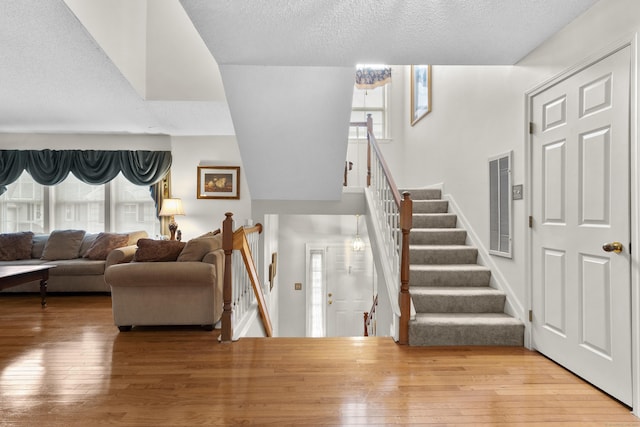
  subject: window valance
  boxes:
[0,150,172,195]
[355,66,392,90]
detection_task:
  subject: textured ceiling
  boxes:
[181,0,598,66]
[0,0,598,135]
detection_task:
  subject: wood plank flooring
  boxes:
[0,294,637,426]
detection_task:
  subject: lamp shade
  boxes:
[159,198,185,217]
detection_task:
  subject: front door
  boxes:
[530,46,632,405]
[325,245,373,337]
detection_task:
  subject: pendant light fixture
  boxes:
[352,214,365,252]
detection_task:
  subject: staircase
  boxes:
[406,188,524,346]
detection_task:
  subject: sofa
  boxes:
[0,229,148,293]
[104,234,224,331]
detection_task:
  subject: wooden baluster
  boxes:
[398,192,412,345]
[221,212,234,342]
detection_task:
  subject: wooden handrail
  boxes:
[221,213,273,342]
[361,114,413,345]
[366,115,402,207]
[232,224,273,338]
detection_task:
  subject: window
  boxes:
[0,172,160,236]
[489,152,512,257]
[349,84,388,139]
[306,247,326,337]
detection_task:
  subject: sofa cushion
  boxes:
[31,234,48,259]
[44,259,106,276]
[177,235,223,262]
[79,233,98,257]
[83,232,130,260]
[0,231,34,261]
[133,239,186,262]
[41,229,86,260]
[127,230,149,246]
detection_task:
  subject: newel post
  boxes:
[398,192,412,345]
[221,212,234,342]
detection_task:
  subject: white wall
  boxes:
[391,0,640,310]
[169,135,252,240]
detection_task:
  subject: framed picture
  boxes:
[197,166,240,199]
[410,65,432,126]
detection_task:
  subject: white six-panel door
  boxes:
[530,46,632,405]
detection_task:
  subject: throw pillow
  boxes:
[177,235,223,262]
[196,229,221,239]
[0,231,34,261]
[133,238,186,262]
[41,229,86,260]
[83,232,130,260]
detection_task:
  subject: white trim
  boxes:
[524,34,639,414]
[488,151,513,258]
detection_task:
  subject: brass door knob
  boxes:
[602,242,623,253]
[328,300,333,305]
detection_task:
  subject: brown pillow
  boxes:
[177,235,223,262]
[0,231,34,261]
[196,229,221,239]
[41,229,86,260]
[133,238,186,262]
[84,232,130,260]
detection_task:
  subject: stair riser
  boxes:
[410,248,477,265]
[410,230,467,245]
[410,269,491,287]
[413,215,457,228]
[408,323,524,346]
[402,189,441,200]
[412,294,505,313]
[412,201,449,213]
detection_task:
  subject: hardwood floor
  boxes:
[0,294,637,426]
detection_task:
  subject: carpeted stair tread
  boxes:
[409,313,524,346]
[412,200,449,213]
[412,213,457,228]
[401,188,441,200]
[399,185,524,347]
[410,228,467,245]
[411,287,506,313]
[410,264,492,287]
[410,245,478,264]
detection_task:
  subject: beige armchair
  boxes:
[104,242,224,332]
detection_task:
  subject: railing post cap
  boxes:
[225,212,233,218]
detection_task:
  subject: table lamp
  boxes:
[159,198,185,241]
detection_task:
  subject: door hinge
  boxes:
[528,216,533,228]
[629,242,632,255]
[529,122,534,134]
[529,310,533,322]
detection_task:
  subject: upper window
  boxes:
[349,65,391,140]
[0,172,160,236]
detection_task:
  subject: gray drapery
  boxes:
[0,150,172,196]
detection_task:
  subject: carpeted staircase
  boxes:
[405,188,524,346]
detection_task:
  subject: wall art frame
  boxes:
[197,166,240,200]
